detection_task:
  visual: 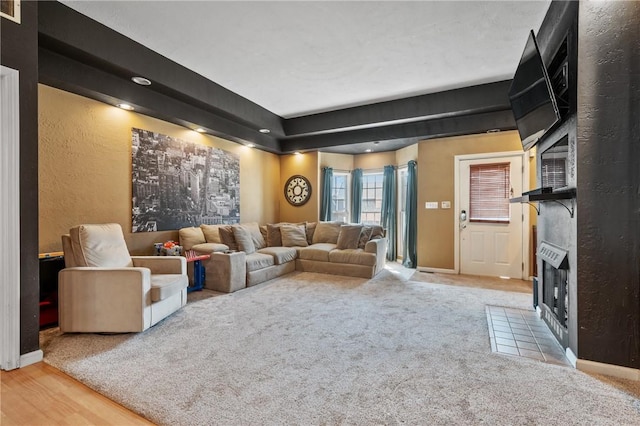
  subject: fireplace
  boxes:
[538,241,569,348]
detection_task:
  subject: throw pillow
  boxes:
[311,221,342,244]
[232,226,256,254]
[358,226,373,249]
[336,224,363,250]
[241,222,266,249]
[306,221,317,245]
[266,223,284,247]
[200,224,222,243]
[280,224,309,247]
[370,225,385,240]
[178,227,206,250]
[218,225,238,251]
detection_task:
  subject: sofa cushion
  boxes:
[232,226,256,254]
[191,243,229,254]
[306,221,317,245]
[200,224,222,244]
[257,247,297,265]
[179,227,206,250]
[311,221,342,244]
[150,274,188,302]
[218,226,238,251]
[358,226,373,249]
[329,249,376,267]
[281,224,309,247]
[69,223,133,268]
[245,253,275,272]
[336,224,363,249]
[297,243,337,262]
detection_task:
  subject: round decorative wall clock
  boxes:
[284,175,312,206]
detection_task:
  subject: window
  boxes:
[331,172,349,223]
[361,172,383,225]
[469,163,510,223]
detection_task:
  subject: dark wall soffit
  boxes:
[283,80,514,137]
[280,110,517,153]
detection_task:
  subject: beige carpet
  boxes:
[42,269,640,425]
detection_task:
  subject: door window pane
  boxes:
[469,163,510,223]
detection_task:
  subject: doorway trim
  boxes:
[454,150,530,279]
[0,66,21,370]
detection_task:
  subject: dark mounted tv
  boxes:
[508,30,561,151]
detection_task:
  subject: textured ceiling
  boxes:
[61,1,551,119]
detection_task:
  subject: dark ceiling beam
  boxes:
[39,47,281,153]
[280,110,516,153]
[283,81,513,137]
[38,1,285,136]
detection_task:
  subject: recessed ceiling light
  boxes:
[293,151,301,155]
[365,149,372,153]
[259,128,270,134]
[131,76,151,86]
[487,129,501,133]
[117,103,134,110]
[247,143,255,148]
[195,128,205,133]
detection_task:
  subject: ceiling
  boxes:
[42,1,552,154]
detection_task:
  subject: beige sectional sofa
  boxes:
[179,221,387,292]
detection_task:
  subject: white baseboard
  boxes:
[417,266,456,274]
[576,358,640,381]
[565,347,577,368]
[19,349,43,368]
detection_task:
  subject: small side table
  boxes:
[184,250,211,293]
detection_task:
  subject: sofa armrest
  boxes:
[365,238,386,256]
[132,256,186,274]
[58,267,152,332]
[365,238,387,275]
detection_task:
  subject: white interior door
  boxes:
[459,154,524,278]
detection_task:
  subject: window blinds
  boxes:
[469,163,510,223]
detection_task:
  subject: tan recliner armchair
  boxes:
[58,223,188,333]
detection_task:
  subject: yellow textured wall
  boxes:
[354,151,396,170]
[38,84,280,254]
[319,152,354,171]
[279,152,319,223]
[417,131,529,269]
[396,144,418,165]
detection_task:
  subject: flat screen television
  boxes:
[508,30,561,151]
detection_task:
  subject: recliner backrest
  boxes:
[69,223,133,268]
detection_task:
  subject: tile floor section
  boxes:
[486,305,571,366]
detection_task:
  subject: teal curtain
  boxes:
[381,165,397,261]
[403,160,417,268]
[350,168,363,223]
[320,167,333,221]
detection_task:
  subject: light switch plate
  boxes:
[425,202,438,209]
[441,201,451,209]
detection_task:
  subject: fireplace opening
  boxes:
[538,241,569,348]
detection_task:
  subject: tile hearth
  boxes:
[486,305,571,366]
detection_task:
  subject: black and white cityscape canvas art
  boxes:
[131,128,240,232]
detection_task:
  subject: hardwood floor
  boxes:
[1,362,153,425]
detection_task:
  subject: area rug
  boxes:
[42,270,640,425]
